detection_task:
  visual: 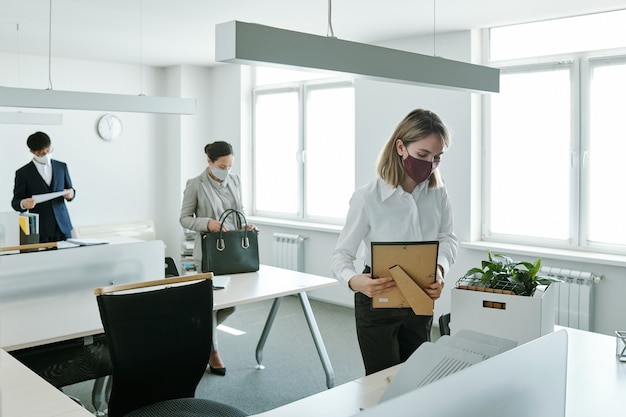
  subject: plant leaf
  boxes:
[464,267,484,278]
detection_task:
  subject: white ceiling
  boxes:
[1,0,625,67]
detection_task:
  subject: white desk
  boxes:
[1,263,338,416]
[252,327,626,417]
[212,265,339,388]
[252,365,400,417]
[0,238,164,350]
[0,348,93,417]
[0,238,164,414]
[563,327,626,417]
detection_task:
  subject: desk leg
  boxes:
[297,292,336,389]
[255,297,283,370]
[91,375,110,416]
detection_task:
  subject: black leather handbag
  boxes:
[201,209,259,275]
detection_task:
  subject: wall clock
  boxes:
[97,114,123,141]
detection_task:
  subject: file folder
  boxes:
[19,213,40,249]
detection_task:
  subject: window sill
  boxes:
[462,241,626,269]
[248,216,343,234]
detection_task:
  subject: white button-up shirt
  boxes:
[33,158,52,186]
[331,177,458,289]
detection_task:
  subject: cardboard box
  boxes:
[450,283,556,345]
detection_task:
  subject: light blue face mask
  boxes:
[211,166,230,182]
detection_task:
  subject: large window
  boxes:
[485,10,626,254]
[252,68,355,223]
[488,64,573,242]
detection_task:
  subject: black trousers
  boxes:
[40,221,67,243]
[354,291,432,375]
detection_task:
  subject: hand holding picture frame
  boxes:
[371,241,439,315]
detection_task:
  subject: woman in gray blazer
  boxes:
[180,141,256,376]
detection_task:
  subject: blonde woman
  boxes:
[331,109,458,375]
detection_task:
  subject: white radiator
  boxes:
[272,233,306,272]
[540,266,601,331]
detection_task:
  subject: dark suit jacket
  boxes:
[11,160,76,242]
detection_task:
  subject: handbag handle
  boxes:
[217,208,246,229]
[215,209,250,252]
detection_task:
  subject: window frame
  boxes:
[251,77,355,224]
[483,29,626,255]
[581,53,626,253]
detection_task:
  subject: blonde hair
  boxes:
[376,109,450,189]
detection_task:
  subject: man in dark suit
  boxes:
[11,132,76,242]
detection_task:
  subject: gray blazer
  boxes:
[179,169,245,265]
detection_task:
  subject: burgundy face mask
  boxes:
[403,155,434,184]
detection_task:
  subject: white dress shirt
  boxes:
[331,177,458,289]
[33,158,52,186]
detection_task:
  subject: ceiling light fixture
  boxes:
[0,111,63,125]
[0,86,196,114]
[215,17,499,93]
[0,23,64,125]
[0,0,196,115]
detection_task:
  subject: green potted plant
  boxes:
[451,249,562,345]
[457,249,561,296]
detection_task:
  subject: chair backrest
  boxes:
[439,313,451,337]
[95,274,214,417]
[164,256,180,277]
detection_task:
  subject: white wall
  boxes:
[161,65,213,259]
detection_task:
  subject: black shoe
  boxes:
[209,366,226,376]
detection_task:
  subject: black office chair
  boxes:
[94,274,248,417]
[164,256,181,277]
[438,313,451,337]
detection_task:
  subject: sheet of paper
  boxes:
[66,238,109,246]
[57,240,80,249]
[32,191,66,204]
[212,275,231,290]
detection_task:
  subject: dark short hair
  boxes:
[27,132,52,152]
[204,141,233,161]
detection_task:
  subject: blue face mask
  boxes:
[211,167,230,182]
